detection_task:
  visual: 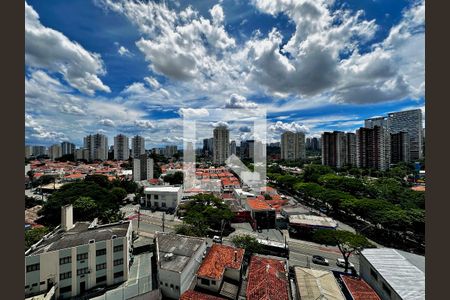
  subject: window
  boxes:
[201,278,210,286]
[212,280,216,285]
[77,253,88,261]
[161,202,166,208]
[175,286,179,290]
[60,286,72,293]
[154,195,159,200]
[114,271,124,278]
[370,268,378,280]
[96,263,107,271]
[114,245,123,252]
[40,281,45,285]
[170,284,174,289]
[77,268,89,276]
[26,263,40,272]
[32,283,38,287]
[160,281,163,286]
[113,259,124,266]
[60,272,72,280]
[59,256,72,265]
[382,283,392,296]
[25,285,29,289]
[96,276,107,284]
[96,249,106,256]
[165,283,168,287]
[154,202,159,207]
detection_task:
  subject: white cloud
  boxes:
[118,45,132,56]
[178,108,210,118]
[144,76,161,89]
[25,2,110,95]
[134,120,155,129]
[269,121,310,134]
[225,94,258,109]
[210,121,230,128]
[98,119,116,127]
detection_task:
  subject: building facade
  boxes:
[133,154,153,181]
[230,140,237,156]
[61,142,75,156]
[84,134,108,161]
[390,132,410,164]
[387,109,423,161]
[164,145,178,158]
[280,131,306,161]
[356,126,390,171]
[49,144,62,161]
[113,134,130,161]
[365,116,389,129]
[143,186,182,209]
[213,126,230,165]
[345,132,357,167]
[131,135,145,159]
[321,131,347,168]
[25,205,132,299]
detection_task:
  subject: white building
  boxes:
[155,233,207,299]
[114,134,130,161]
[25,145,33,158]
[131,135,145,158]
[213,125,230,165]
[49,144,62,161]
[84,133,108,161]
[61,142,75,156]
[25,205,132,299]
[388,109,423,161]
[360,248,425,300]
[143,186,182,209]
[281,131,306,161]
[133,155,154,181]
[230,140,237,156]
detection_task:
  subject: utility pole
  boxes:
[137,206,141,230]
[162,212,165,232]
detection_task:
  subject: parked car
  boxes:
[336,258,355,268]
[312,255,329,266]
[212,236,222,243]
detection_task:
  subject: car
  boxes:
[212,236,222,243]
[312,255,329,266]
[336,258,355,269]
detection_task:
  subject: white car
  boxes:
[212,236,222,243]
[336,258,355,268]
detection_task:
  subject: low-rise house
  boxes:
[245,255,289,300]
[359,248,425,300]
[289,214,338,230]
[180,290,226,300]
[25,205,132,299]
[155,233,207,299]
[196,244,244,298]
[293,267,345,300]
[245,198,276,229]
[143,186,182,209]
[340,275,381,300]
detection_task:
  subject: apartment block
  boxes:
[356,126,390,171]
[114,134,130,161]
[131,135,145,158]
[213,126,230,165]
[280,131,306,161]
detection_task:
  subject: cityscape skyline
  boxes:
[25,0,424,148]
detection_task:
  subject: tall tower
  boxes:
[388,109,423,161]
[213,125,230,165]
[281,131,306,161]
[131,135,145,158]
[114,134,130,160]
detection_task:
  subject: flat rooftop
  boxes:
[144,186,181,193]
[289,214,338,228]
[361,248,425,300]
[156,233,206,273]
[27,221,130,256]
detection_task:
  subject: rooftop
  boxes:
[144,186,181,193]
[246,255,289,300]
[156,233,206,273]
[294,267,345,300]
[27,221,130,256]
[340,275,381,300]
[289,214,338,229]
[361,248,425,300]
[246,198,272,211]
[197,244,245,280]
[180,290,225,300]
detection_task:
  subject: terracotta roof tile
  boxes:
[180,290,225,300]
[197,244,244,280]
[341,275,381,300]
[247,199,272,211]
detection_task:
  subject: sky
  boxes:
[25,0,425,148]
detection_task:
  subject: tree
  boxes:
[25,195,43,209]
[111,187,128,205]
[85,174,111,189]
[25,227,49,249]
[313,229,373,272]
[163,171,184,185]
[231,234,262,256]
[27,170,35,184]
[73,196,98,221]
[302,164,333,182]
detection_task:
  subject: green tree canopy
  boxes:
[231,234,261,256]
[25,227,49,250]
[163,171,184,185]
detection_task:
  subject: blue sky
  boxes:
[25,0,425,148]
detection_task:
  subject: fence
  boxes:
[89,275,154,300]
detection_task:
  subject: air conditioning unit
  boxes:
[88,239,95,244]
[111,235,117,239]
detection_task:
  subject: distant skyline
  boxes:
[25,0,425,148]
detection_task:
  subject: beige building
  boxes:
[281,131,306,161]
[213,125,230,165]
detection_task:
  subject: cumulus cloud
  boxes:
[25,1,110,95]
[98,119,116,127]
[118,45,132,56]
[210,121,229,128]
[134,120,155,129]
[144,76,161,89]
[269,121,310,134]
[225,94,258,109]
[178,108,210,118]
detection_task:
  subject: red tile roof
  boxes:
[180,290,225,300]
[246,256,289,300]
[197,244,244,280]
[247,199,272,211]
[341,275,381,300]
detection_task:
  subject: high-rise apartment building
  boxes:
[84,134,108,161]
[356,126,390,171]
[49,144,62,160]
[230,140,237,156]
[321,131,347,168]
[131,135,145,158]
[32,145,47,157]
[114,134,130,161]
[25,145,33,158]
[213,125,230,165]
[311,137,320,151]
[345,133,357,167]
[61,142,75,156]
[387,109,423,161]
[202,138,214,156]
[391,132,410,164]
[164,145,178,158]
[133,154,154,181]
[281,131,306,161]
